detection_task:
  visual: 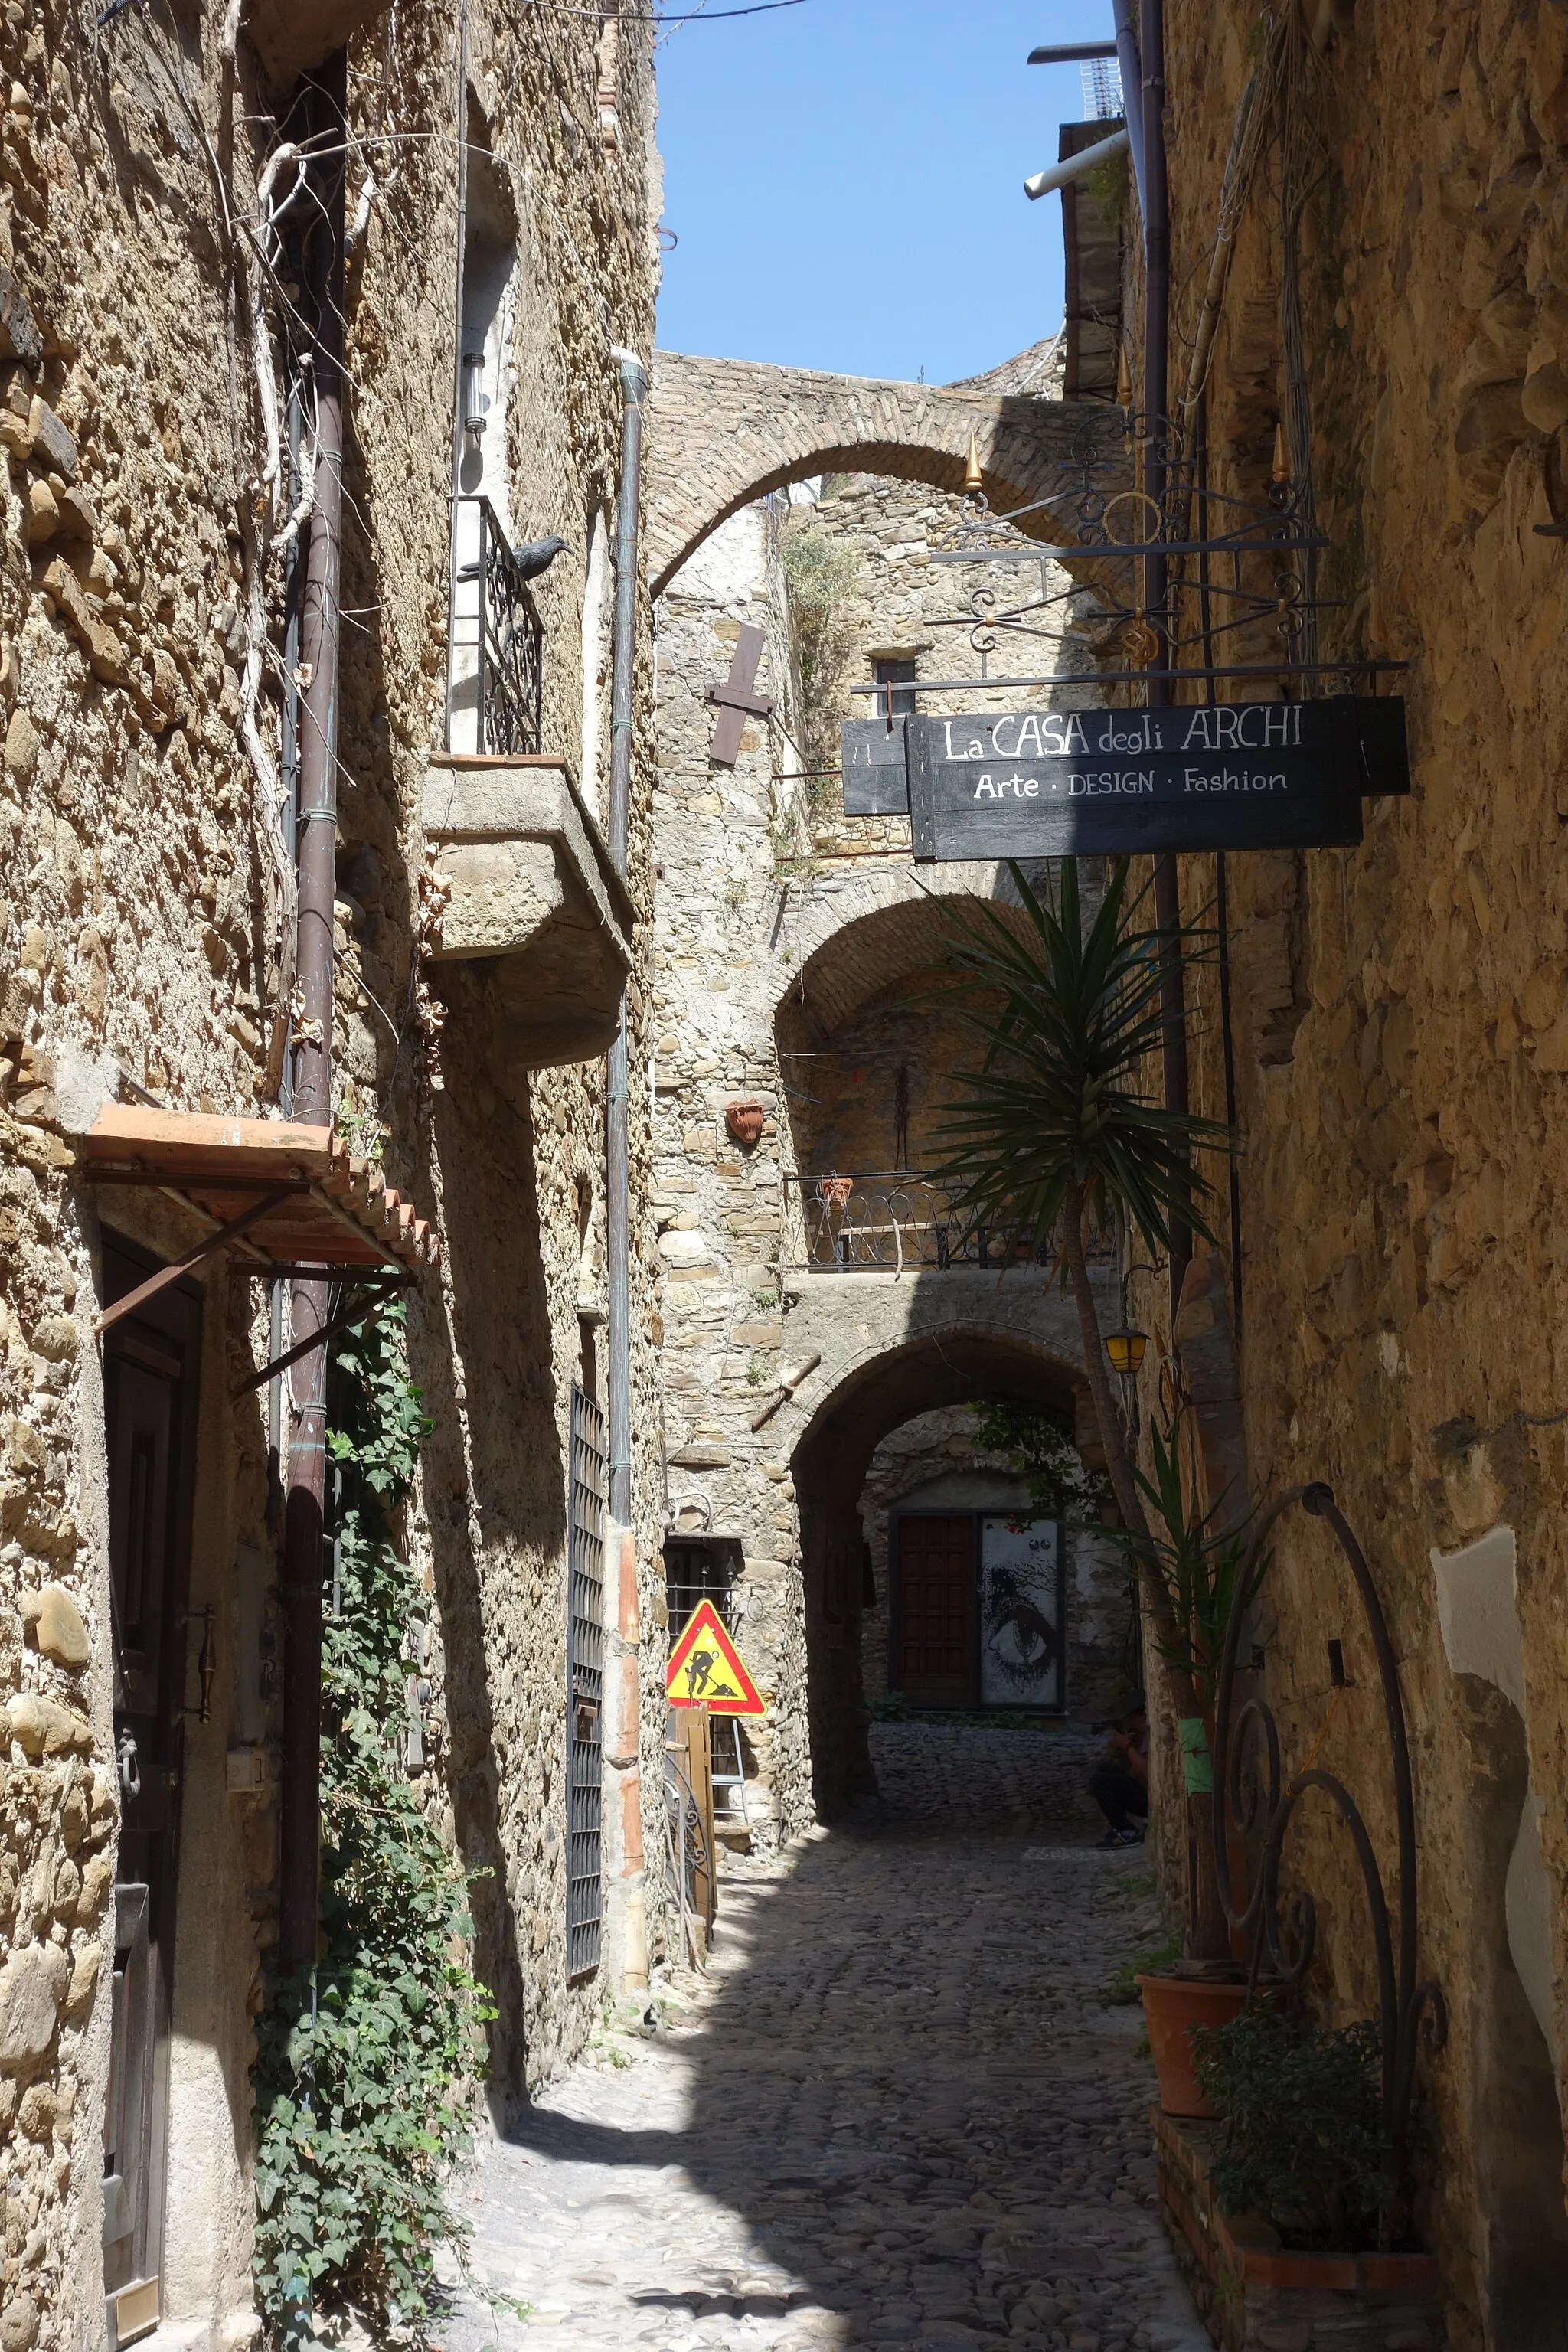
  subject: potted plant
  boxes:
[1106,1413,1261,2113]
[932,858,1250,2084]
[1154,2005,1442,2350]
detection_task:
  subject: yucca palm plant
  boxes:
[931,855,1236,1958]
[1112,1413,1245,1719]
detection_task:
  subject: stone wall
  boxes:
[643,345,1122,595]
[1142,6,1568,2341]
[0,5,661,2349]
[650,422,1109,1834]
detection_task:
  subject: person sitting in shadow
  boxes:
[1089,1696,1148,1848]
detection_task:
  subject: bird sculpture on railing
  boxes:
[511,533,569,580]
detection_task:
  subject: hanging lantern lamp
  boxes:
[1105,1323,1148,1377]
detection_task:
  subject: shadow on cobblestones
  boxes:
[445,1726,1210,2352]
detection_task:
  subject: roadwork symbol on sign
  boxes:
[667,1600,766,1716]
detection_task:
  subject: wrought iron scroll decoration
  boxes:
[933,408,1349,688]
[1210,1481,1447,2185]
[449,494,544,757]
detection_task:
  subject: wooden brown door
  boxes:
[101,1241,200,2350]
[894,1515,976,1707]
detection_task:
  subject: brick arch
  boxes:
[646,350,1119,597]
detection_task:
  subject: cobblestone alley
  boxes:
[443,1728,1210,2352]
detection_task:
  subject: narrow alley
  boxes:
[445,1729,1208,2352]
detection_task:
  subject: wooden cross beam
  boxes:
[706,622,774,767]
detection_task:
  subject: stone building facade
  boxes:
[0,7,663,2352]
[1099,5,1568,2343]
[648,388,1120,1838]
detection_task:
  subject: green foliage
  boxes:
[779,517,859,796]
[1106,1933,1181,2006]
[1191,2007,1392,2251]
[253,1305,492,2350]
[929,858,1229,1266]
[1083,149,1129,235]
[1095,1413,1246,1710]
[970,1399,1112,1524]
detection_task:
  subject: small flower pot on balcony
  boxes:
[724,1097,766,1150]
[1137,1971,1253,2117]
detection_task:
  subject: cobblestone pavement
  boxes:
[443,1726,1210,2352]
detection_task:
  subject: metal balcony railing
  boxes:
[781,1171,1054,1272]
[446,495,543,757]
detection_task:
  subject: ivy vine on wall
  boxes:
[253,1305,493,2349]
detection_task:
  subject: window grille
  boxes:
[565,1384,606,1978]
[871,656,918,720]
[664,1537,737,1638]
[447,495,544,757]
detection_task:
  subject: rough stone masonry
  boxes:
[0,5,664,2350]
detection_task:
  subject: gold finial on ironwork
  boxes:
[1272,420,1291,485]
[964,426,983,494]
[1116,344,1133,413]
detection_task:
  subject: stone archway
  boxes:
[774,874,1037,1048]
[782,1315,1102,1819]
[645,349,1121,596]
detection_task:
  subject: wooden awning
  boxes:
[80,1105,438,1339]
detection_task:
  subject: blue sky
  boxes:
[653,0,1117,384]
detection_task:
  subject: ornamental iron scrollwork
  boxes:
[922,408,1379,694]
[449,494,544,757]
[1210,1481,1446,2186]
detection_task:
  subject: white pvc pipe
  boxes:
[1024,124,1130,202]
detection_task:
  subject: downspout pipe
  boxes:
[279,47,348,1974]
[1112,0,1147,225]
[444,0,470,751]
[606,346,646,1527]
[1135,0,1192,1317]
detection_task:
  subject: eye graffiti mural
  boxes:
[979,1516,1063,1709]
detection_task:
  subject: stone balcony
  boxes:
[423,755,634,1071]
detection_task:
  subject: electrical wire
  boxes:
[521,0,808,15]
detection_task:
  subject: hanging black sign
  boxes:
[841,716,910,814]
[841,699,1409,860]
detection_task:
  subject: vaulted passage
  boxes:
[791,1329,1085,1820]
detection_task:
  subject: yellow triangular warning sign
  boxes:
[666,1599,766,1716]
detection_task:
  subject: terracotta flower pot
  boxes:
[1138,1972,1253,2118]
[724,1097,766,1149]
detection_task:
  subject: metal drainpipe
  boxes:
[1136,0,1192,1317]
[605,345,646,1527]
[445,0,470,752]
[267,384,304,1535]
[279,47,348,1973]
[1110,0,1146,224]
